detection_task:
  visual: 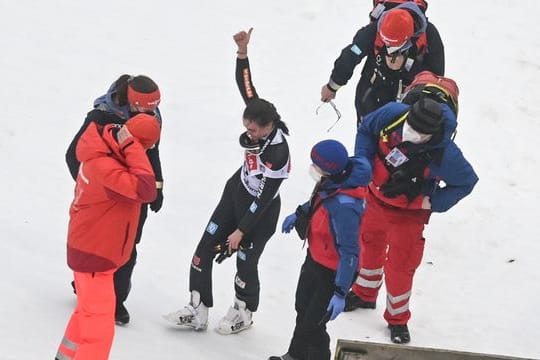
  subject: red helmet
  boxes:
[378,9,414,50]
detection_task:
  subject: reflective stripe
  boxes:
[355,276,383,288]
[55,351,73,360]
[387,290,411,304]
[61,337,77,351]
[386,299,409,316]
[379,112,408,140]
[359,267,384,276]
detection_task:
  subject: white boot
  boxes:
[216,297,253,335]
[163,290,209,330]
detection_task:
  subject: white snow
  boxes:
[1,0,539,359]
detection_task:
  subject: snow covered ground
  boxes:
[1,0,539,359]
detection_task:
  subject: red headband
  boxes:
[127,85,161,110]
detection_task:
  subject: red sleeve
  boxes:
[84,141,157,203]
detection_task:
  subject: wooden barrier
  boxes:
[335,340,536,360]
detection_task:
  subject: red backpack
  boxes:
[401,71,460,116]
[370,0,428,21]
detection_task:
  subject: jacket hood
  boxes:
[93,81,163,124]
[436,103,457,147]
[93,81,131,120]
[395,2,427,37]
[76,123,122,163]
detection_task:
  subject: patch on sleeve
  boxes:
[337,194,356,205]
[237,250,247,261]
[351,45,362,56]
[235,275,246,289]
[206,221,218,235]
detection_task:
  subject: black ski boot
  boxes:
[388,324,410,344]
[115,303,130,325]
[268,353,297,360]
[344,291,376,312]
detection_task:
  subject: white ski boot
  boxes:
[163,290,208,330]
[216,297,253,335]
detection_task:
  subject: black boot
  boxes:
[307,346,331,360]
[344,291,376,312]
[115,303,130,325]
[268,354,297,360]
[388,324,410,344]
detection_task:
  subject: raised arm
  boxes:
[233,28,260,104]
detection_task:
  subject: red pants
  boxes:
[56,270,116,360]
[352,192,429,325]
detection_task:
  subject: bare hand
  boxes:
[421,196,432,210]
[233,28,253,52]
[117,125,133,146]
[227,229,244,251]
[321,84,336,102]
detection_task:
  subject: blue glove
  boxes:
[326,293,345,321]
[281,213,297,233]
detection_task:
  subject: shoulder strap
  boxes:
[380,111,408,141]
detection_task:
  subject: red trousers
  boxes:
[352,191,429,325]
[56,270,116,360]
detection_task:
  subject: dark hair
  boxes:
[243,98,289,135]
[113,74,159,106]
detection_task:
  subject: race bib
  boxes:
[245,152,258,171]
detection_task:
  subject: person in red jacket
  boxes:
[55,113,160,360]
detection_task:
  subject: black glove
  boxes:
[213,241,251,264]
[214,242,233,264]
[150,188,163,212]
[294,205,310,240]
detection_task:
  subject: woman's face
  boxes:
[242,118,273,142]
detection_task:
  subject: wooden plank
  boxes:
[335,340,537,360]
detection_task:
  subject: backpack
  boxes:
[401,71,459,116]
[370,0,428,21]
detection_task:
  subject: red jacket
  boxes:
[308,187,366,272]
[67,123,157,272]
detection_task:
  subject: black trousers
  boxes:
[288,253,336,360]
[189,172,280,312]
[114,203,148,305]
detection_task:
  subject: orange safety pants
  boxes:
[56,269,116,360]
[352,192,429,325]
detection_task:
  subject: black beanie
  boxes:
[407,98,443,134]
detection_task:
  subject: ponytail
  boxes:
[113,74,132,106]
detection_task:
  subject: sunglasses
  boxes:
[316,100,342,132]
[385,40,412,56]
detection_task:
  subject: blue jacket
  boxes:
[355,102,478,212]
[307,157,371,294]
